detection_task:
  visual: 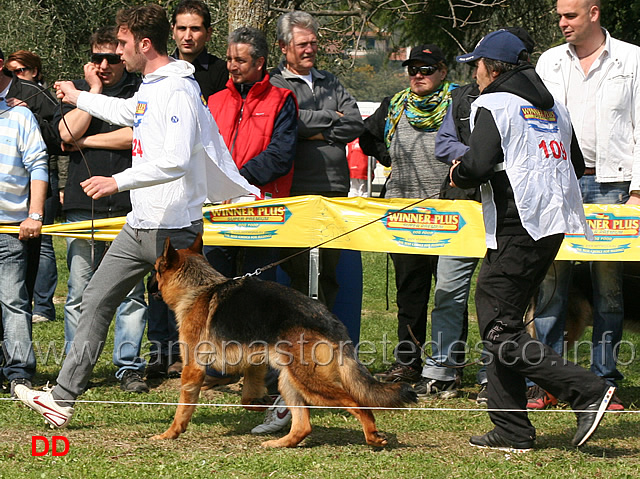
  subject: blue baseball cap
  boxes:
[456,30,527,65]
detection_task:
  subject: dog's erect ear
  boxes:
[162,237,180,268]
[189,233,203,254]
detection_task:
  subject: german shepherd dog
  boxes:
[151,235,417,448]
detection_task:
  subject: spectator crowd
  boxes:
[1,0,636,451]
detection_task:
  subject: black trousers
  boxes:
[279,247,341,311]
[390,253,438,369]
[476,233,607,443]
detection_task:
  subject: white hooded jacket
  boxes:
[76,59,258,229]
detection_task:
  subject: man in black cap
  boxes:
[450,29,615,451]
[360,43,457,385]
[429,27,534,405]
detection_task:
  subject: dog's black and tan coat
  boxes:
[152,234,417,448]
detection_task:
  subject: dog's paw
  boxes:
[260,439,279,448]
[151,431,178,440]
[366,431,388,448]
[260,439,290,448]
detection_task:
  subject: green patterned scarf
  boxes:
[384,81,457,148]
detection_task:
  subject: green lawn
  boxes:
[1,241,639,478]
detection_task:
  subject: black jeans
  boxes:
[390,253,438,369]
[476,233,607,443]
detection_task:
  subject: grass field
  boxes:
[0,240,639,478]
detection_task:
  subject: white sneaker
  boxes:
[32,314,50,324]
[14,385,74,428]
[251,395,291,435]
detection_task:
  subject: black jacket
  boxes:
[171,48,228,100]
[6,75,63,155]
[53,72,141,213]
[359,96,391,167]
[452,64,584,236]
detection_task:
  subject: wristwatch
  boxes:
[28,212,44,222]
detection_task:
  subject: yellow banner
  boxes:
[2,196,639,261]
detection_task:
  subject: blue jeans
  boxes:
[64,210,148,378]
[0,232,36,381]
[532,177,627,386]
[422,256,487,384]
[146,283,180,361]
[33,171,60,320]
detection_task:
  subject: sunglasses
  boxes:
[408,65,439,76]
[91,53,122,65]
[11,67,32,74]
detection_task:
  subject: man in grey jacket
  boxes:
[258,10,363,435]
[269,10,364,308]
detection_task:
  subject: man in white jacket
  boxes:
[531,0,640,411]
[15,4,257,428]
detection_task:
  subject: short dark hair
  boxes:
[89,26,118,50]
[171,0,211,30]
[228,26,269,64]
[481,57,519,77]
[116,4,170,55]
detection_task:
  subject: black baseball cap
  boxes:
[402,44,446,66]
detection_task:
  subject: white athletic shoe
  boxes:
[251,395,291,435]
[14,385,74,429]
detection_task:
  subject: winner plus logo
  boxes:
[204,205,291,242]
[383,207,465,250]
[568,211,640,255]
[585,213,640,239]
[384,207,464,234]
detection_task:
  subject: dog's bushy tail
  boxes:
[339,354,417,408]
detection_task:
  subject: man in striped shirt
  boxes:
[0,97,48,397]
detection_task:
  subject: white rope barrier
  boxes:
[2,396,638,414]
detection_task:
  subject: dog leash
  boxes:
[234,192,443,280]
[58,97,98,269]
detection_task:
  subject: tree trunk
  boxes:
[228,0,269,34]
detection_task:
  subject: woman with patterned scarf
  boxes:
[360,44,457,385]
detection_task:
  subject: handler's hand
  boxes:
[306,133,325,141]
[81,176,118,200]
[19,218,42,241]
[5,97,28,108]
[627,192,640,205]
[54,81,81,105]
[449,159,460,187]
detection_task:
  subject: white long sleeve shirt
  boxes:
[536,30,640,192]
[77,59,257,229]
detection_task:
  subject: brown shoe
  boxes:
[201,373,241,390]
[166,360,183,378]
[374,362,421,383]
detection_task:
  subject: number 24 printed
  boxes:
[132,139,143,157]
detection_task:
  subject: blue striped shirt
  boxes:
[0,101,48,223]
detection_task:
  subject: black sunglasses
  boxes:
[11,67,32,74]
[408,65,439,77]
[91,53,122,65]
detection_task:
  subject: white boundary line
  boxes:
[1,396,638,413]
